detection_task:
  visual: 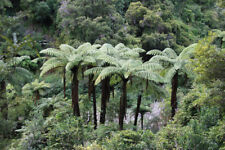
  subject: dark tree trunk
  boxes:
[119,79,128,130]
[92,81,97,129]
[112,86,114,98]
[63,68,66,98]
[0,80,7,120]
[141,114,144,130]
[171,72,178,119]
[35,90,40,104]
[72,67,80,117]
[88,75,93,101]
[134,94,142,128]
[100,77,110,124]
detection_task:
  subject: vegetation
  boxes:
[0,0,224,149]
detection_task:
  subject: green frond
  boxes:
[120,51,140,59]
[76,42,92,53]
[163,48,177,58]
[95,67,121,85]
[9,56,30,66]
[139,62,163,71]
[147,49,163,56]
[65,61,80,72]
[134,71,164,83]
[179,43,197,59]
[84,67,103,76]
[59,44,76,53]
[99,43,116,54]
[40,48,63,57]
[132,48,145,53]
[92,44,101,49]
[164,67,177,83]
[115,43,126,50]
[149,55,175,63]
[98,54,119,66]
[40,59,65,77]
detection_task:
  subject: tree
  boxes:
[90,44,163,130]
[147,43,197,118]
[22,79,51,104]
[40,45,71,98]
[0,56,32,120]
[41,43,99,117]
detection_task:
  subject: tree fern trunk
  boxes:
[92,81,97,129]
[171,72,178,119]
[100,77,110,124]
[72,67,80,117]
[63,67,66,98]
[141,114,144,130]
[119,79,128,130]
[88,75,93,101]
[35,90,40,104]
[0,80,7,120]
[134,94,142,128]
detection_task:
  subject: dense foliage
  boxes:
[0,0,225,149]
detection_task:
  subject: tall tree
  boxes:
[147,43,197,118]
[91,46,163,130]
[0,56,32,119]
[40,45,71,98]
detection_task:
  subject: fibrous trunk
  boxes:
[63,67,66,98]
[171,72,178,119]
[0,80,7,120]
[35,90,40,104]
[72,67,80,117]
[141,114,144,130]
[119,79,128,130]
[92,81,97,129]
[100,77,110,124]
[134,94,142,128]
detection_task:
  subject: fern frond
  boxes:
[9,56,30,66]
[147,50,163,56]
[40,48,63,57]
[132,48,145,53]
[163,48,177,58]
[84,67,103,76]
[139,62,163,71]
[149,55,175,63]
[40,59,65,77]
[134,71,164,83]
[59,44,76,53]
[164,67,177,83]
[98,54,119,66]
[115,43,126,50]
[179,43,197,59]
[95,67,121,85]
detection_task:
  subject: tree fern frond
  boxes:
[59,44,76,53]
[132,48,145,53]
[115,43,126,50]
[179,43,197,59]
[98,54,119,66]
[164,67,177,83]
[138,62,163,71]
[149,55,175,63]
[76,42,92,53]
[84,67,103,76]
[9,56,30,66]
[40,59,64,77]
[40,48,63,57]
[95,67,121,85]
[163,48,177,58]
[147,49,163,56]
[134,71,164,83]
